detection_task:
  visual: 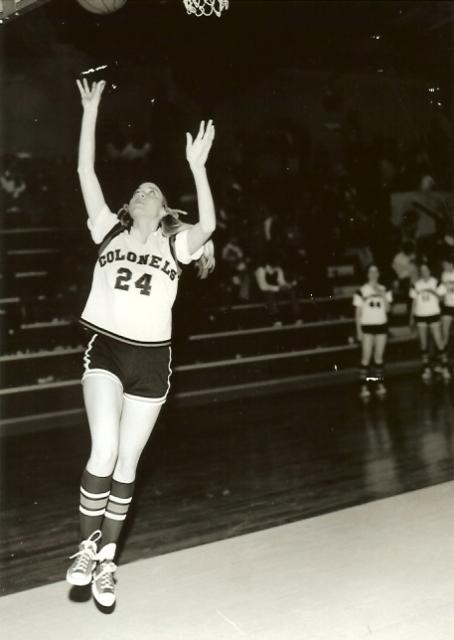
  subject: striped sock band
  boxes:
[421,350,430,369]
[100,478,135,548]
[79,469,112,540]
[374,361,384,383]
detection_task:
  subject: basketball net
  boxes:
[183,0,229,17]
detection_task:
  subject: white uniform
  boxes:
[441,270,454,310]
[80,204,202,346]
[410,277,445,319]
[353,284,392,327]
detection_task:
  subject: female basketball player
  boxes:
[66,79,216,607]
[410,262,449,382]
[440,253,454,350]
[353,264,392,399]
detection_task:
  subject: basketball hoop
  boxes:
[183,0,229,18]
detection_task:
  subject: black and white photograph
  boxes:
[1,0,454,637]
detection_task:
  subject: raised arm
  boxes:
[185,120,216,255]
[76,79,107,220]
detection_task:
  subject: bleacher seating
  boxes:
[0,225,419,427]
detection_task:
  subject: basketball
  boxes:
[76,0,127,15]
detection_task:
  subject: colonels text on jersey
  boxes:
[80,204,202,346]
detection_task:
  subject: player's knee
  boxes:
[88,446,118,476]
[113,457,138,483]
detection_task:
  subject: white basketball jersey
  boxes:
[441,270,454,308]
[410,278,443,317]
[353,283,392,325]
[80,204,202,345]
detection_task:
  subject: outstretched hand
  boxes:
[76,78,106,110]
[186,120,215,172]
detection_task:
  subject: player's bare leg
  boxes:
[67,375,123,587]
[373,334,388,397]
[441,315,452,349]
[92,396,163,606]
[417,324,432,382]
[430,322,450,382]
[360,333,374,399]
[84,374,123,477]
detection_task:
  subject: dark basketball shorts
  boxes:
[414,314,441,326]
[81,332,172,404]
[442,306,454,318]
[361,324,388,335]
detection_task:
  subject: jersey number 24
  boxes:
[114,268,152,296]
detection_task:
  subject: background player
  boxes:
[353,264,392,400]
[410,262,449,382]
[440,252,454,351]
[66,79,216,607]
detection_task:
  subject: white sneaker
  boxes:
[66,530,101,586]
[376,383,387,397]
[360,385,371,400]
[92,560,117,607]
[422,367,432,382]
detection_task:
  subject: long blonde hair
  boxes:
[115,203,215,279]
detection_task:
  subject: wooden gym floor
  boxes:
[1,374,453,637]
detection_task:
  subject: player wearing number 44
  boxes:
[66,79,216,607]
[353,264,392,400]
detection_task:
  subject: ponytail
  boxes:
[117,203,133,230]
[194,240,216,279]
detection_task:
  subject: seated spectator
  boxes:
[254,246,301,325]
[221,234,251,302]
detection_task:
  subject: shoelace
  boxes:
[69,544,97,573]
[68,530,101,573]
[93,561,117,591]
